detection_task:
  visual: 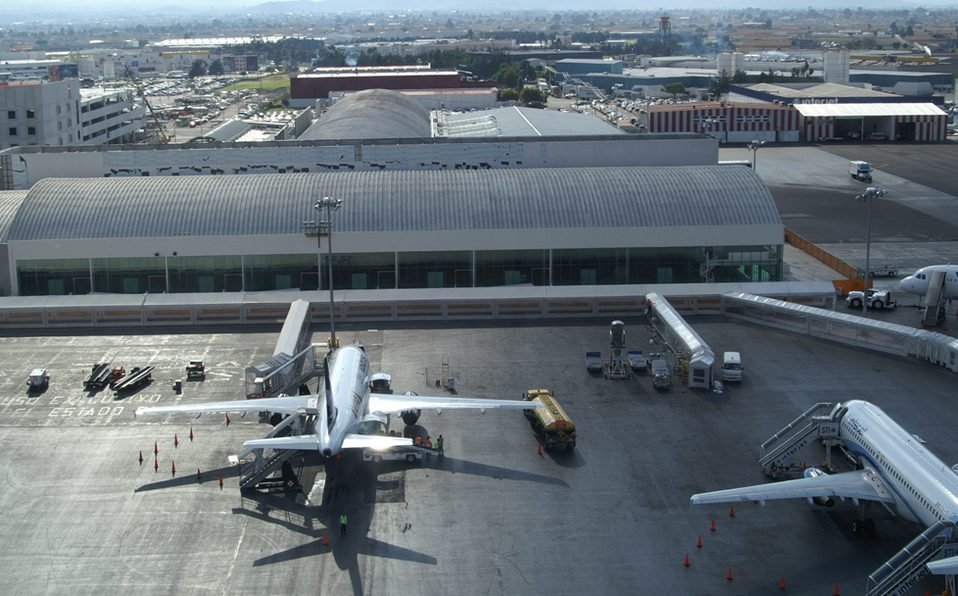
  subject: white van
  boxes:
[721,352,743,382]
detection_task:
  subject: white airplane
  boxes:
[137,344,542,457]
[899,264,958,299]
[690,400,958,571]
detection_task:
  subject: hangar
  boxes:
[0,166,783,297]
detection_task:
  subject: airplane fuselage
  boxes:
[836,400,958,526]
[899,265,958,300]
[323,345,373,456]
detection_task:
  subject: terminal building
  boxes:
[0,167,783,297]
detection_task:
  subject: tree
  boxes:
[498,88,519,102]
[188,59,207,79]
[662,82,687,98]
[492,64,520,89]
[519,87,546,106]
[208,59,224,76]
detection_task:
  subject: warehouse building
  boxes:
[0,167,783,297]
[290,65,465,107]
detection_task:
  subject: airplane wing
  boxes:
[368,393,543,416]
[927,556,958,575]
[690,468,896,506]
[136,395,321,418]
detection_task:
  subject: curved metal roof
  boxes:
[0,190,28,242]
[299,89,432,140]
[7,166,780,241]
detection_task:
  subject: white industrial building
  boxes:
[0,167,783,297]
[0,79,146,150]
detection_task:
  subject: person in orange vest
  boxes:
[424,436,432,449]
[414,435,422,447]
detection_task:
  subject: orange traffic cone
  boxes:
[683,553,690,568]
[138,450,143,465]
[322,531,330,546]
[225,413,231,426]
[196,468,202,482]
[832,584,840,596]
[537,443,543,457]
[189,427,194,442]
[709,519,716,532]
[779,577,786,590]
[219,475,224,490]
[154,441,158,455]
[726,568,733,581]
[174,434,179,448]
[729,505,736,518]
[696,535,703,549]
[171,460,176,476]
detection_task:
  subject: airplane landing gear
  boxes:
[852,503,877,537]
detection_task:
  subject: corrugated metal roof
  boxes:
[439,106,624,137]
[746,82,897,99]
[299,89,431,140]
[7,166,781,241]
[0,190,28,242]
[199,119,252,143]
[794,102,947,118]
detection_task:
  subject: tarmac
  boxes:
[0,144,956,595]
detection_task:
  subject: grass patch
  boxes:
[221,74,290,93]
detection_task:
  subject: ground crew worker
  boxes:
[414,435,422,447]
[340,512,348,536]
[424,436,432,449]
[437,435,444,457]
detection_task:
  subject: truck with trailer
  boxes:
[849,160,873,182]
[523,389,576,451]
[84,362,116,391]
[845,289,897,310]
[111,365,154,396]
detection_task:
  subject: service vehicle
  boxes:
[721,352,743,382]
[185,360,205,379]
[27,368,49,391]
[627,350,647,373]
[849,160,873,182]
[868,265,898,278]
[650,359,671,391]
[362,446,423,464]
[845,288,897,310]
[523,388,576,451]
[585,351,603,374]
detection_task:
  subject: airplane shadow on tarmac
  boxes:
[249,451,436,596]
[247,451,568,596]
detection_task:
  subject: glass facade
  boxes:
[15,245,782,296]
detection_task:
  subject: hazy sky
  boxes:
[12,0,958,12]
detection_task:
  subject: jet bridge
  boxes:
[245,299,318,399]
[645,292,715,389]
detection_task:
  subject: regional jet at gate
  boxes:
[137,344,541,457]
[690,400,958,571]
[900,265,958,299]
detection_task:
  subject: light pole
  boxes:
[747,139,765,171]
[855,186,887,315]
[315,195,343,347]
[700,117,719,140]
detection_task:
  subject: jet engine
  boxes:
[803,467,835,507]
[400,391,421,426]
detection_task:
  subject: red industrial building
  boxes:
[641,100,948,143]
[291,65,462,104]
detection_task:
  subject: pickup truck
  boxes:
[845,289,896,310]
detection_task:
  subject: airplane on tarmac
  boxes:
[137,344,542,457]
[690,400,958,571]
[899,265,958,300]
